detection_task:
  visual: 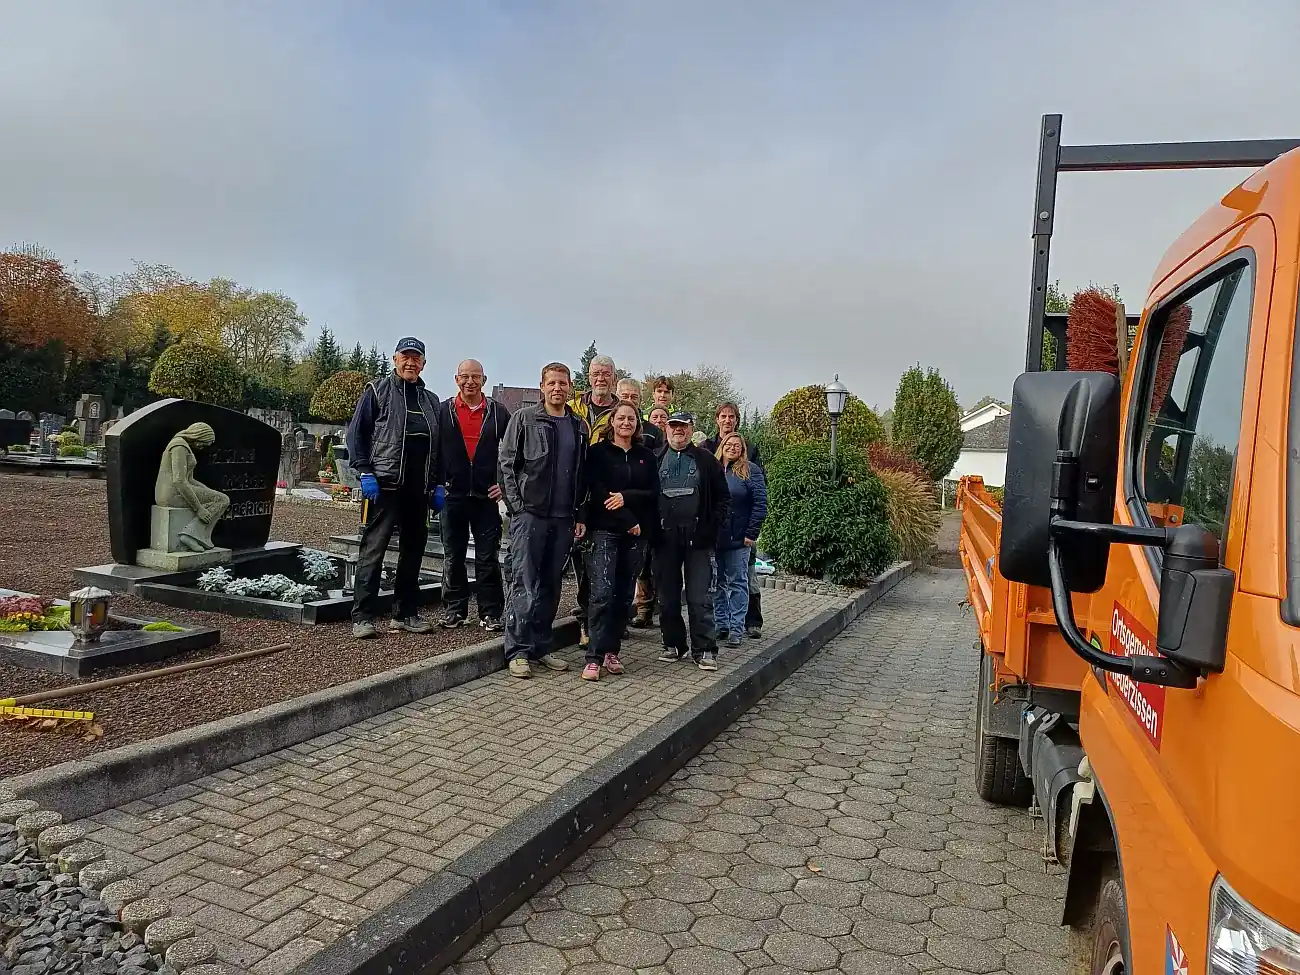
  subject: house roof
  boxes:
[490,384,540,414]
[963,413,1010,451]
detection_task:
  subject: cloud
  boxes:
[3,0,1300,409]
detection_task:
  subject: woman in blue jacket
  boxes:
[713,433,767,649]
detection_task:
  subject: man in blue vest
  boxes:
[346,337,442,639]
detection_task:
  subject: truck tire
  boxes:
[1070,863,1130,975]
[974,653,1032,806]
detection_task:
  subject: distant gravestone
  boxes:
[104,399,282,565]
[0,410,13,419]
[0,414,32,451]
[17,411,34,421]
[75,393,108,445]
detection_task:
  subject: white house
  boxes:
[960,401,1009,433]
[946,412,1010,488]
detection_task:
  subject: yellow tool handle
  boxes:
[0,705,94,721]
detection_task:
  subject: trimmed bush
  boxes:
[310,370,368,422]
[875,467,941,562]
[771,385,884,451]
[891,364,963,482]
[148,341,244,407]
[761,440,895,585]
[58,444,88,457]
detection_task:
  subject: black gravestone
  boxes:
[105,398,282,564]
[0,417,33,449]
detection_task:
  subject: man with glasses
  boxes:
[435,359,512,631]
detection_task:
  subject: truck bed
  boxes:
[956,476,1092,692]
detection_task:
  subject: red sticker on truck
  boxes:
[1107,603,1166,750]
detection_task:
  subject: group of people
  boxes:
[344,337,769,681]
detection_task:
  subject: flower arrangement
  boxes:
[0,594,71,632]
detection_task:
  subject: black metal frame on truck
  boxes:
[1023,112,1300,373]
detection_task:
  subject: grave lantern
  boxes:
[342,556,358,594]
[68,586,113,643]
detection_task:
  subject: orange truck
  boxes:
[959,113,1300,974]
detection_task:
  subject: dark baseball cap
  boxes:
[666,411,695,426]
[394,336,426,356]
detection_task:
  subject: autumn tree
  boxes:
[0,251,98,355]
[641,365,743,427]
[221,288,307,377]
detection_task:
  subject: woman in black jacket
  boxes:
[582,402,659,679]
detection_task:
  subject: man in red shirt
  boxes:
[435,358,512,630]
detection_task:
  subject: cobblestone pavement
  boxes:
[450,569,1070,975]
[71,586,848,974]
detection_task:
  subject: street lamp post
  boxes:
[824,374,849,479]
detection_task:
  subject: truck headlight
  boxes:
[1209,876,1300,974]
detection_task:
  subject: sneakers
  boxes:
[629,614,652,629]
[391,615,432,634]
[508,657,532,678]
[539,653,570,672]
[697,652,718,671]
[726,632,743,649]
[602,653,624,675]
[352,620,377,639]
[658,646,688,663]
[582,662,601,681]
[479,615,503,632]
[439,610,468,629]
[746,626,762,640]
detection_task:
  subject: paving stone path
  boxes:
[449,568,1071,975]
[71,586,847,974]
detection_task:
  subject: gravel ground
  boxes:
[0,476,574,779]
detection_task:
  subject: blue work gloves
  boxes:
[430,484,445,513]
[359,473,379,501]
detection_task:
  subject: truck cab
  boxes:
[997,117,1300,973]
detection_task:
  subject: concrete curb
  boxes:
[4,619,581,820]
[293,560,915,975]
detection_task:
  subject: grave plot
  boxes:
[0,588,219,677]
[129,545,438,624]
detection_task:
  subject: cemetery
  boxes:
[0,394,572,784]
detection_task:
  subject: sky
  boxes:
[4,0,1300,412]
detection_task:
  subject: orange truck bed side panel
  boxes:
[957,476,1091,691]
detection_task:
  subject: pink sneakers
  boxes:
[582,662,601,681]
[603,653,624,675]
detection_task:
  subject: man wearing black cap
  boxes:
[345,337,442,639]
[653,411,729,670]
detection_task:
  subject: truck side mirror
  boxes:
[1000,371,1121,593]
[1156,524,1232,673]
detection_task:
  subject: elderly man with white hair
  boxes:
[568,353,620,648]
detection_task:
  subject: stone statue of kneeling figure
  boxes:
[154,422,230,553]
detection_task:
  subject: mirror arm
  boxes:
[1050,518,1170,547]
[1046,537,1198,689]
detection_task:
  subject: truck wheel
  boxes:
[1070,864,1130,975]
[974,653,1032,806]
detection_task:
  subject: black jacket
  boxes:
[658,444,731,550]
[584,439,660,539]
[437,395,511,499]
[497,403,588,520]
[346,372,441,491]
